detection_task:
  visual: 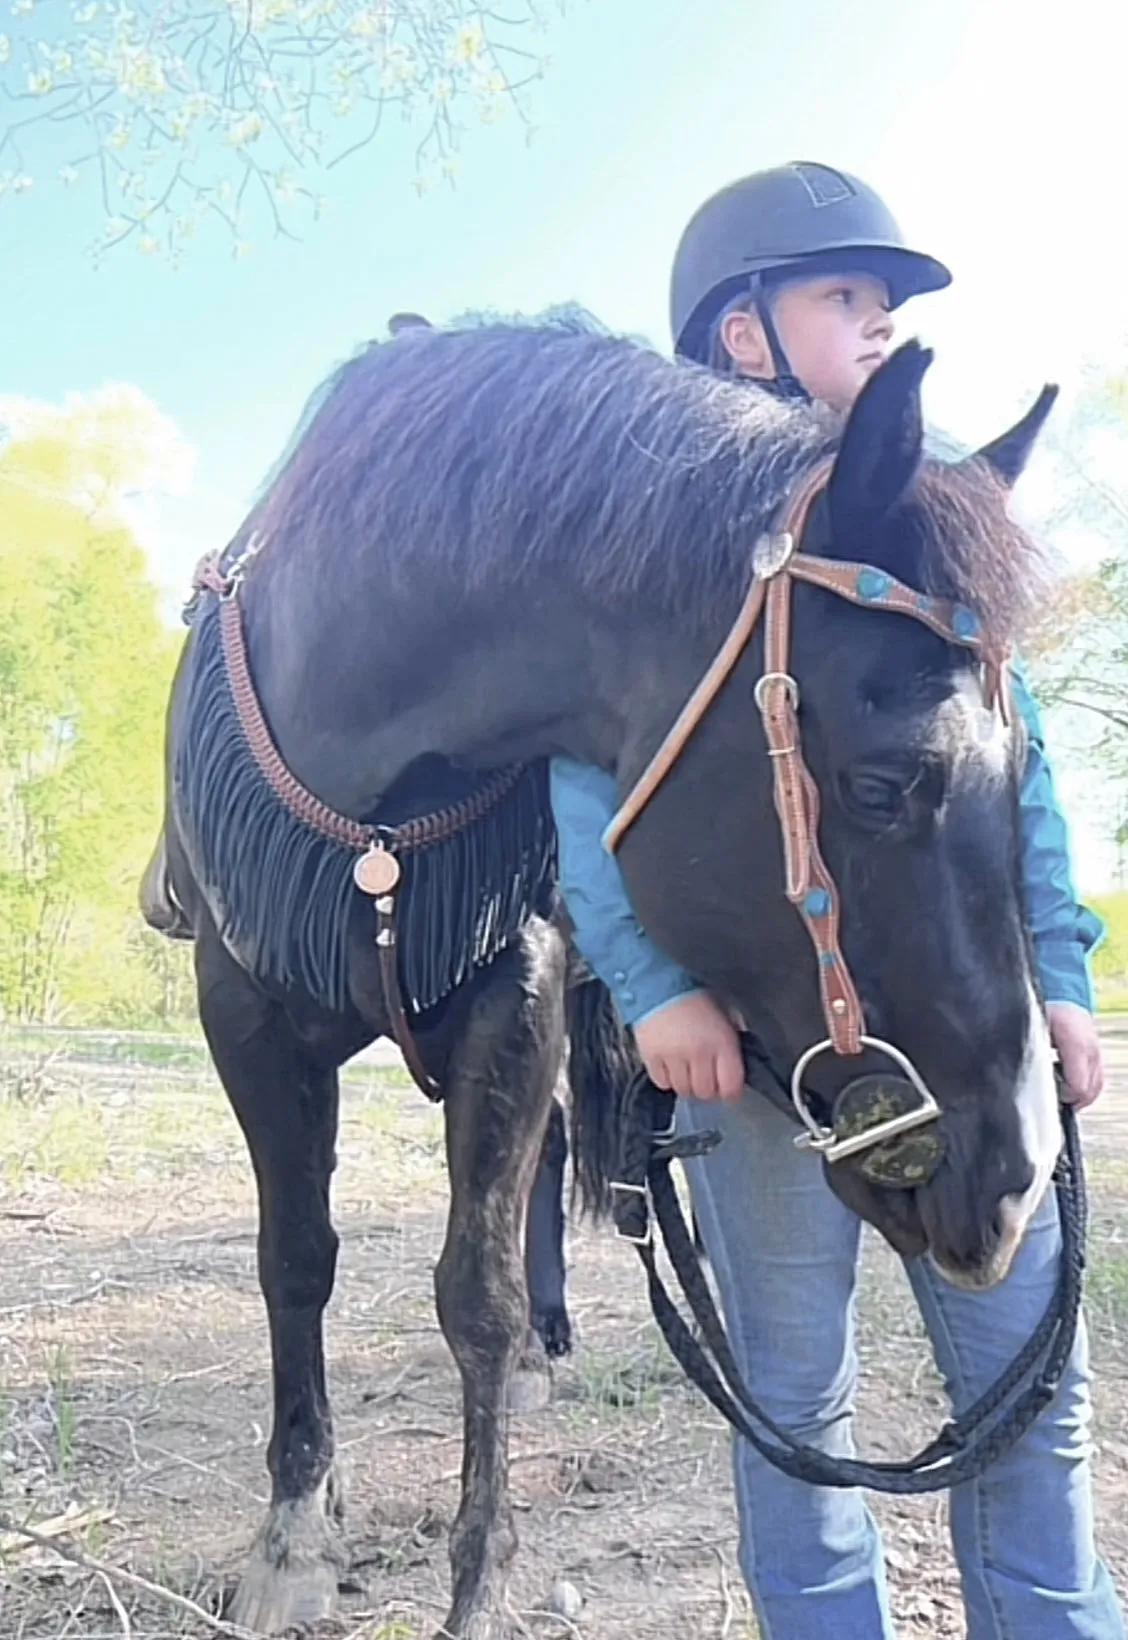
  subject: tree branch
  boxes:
[1,0,556,255]
[1053,696,1128,736]
[0,1512,256,1639]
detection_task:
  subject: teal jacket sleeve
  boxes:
[1012,668,1104,1010]
[549,756,705,1026]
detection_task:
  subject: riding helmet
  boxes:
[670,162,951,366]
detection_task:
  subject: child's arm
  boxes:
[1012,666,1105,1107]
[1011,667,1103,1009]
[550,756,744,1100]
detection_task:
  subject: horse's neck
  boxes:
[249,571,709,817]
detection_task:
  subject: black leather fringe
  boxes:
[174,605,557,1016]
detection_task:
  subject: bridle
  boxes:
[604,457,1013,1177]
[602,459,1087,1494]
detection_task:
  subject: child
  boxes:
[551,163,1122,1639]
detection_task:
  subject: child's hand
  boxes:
[633,992,746,1102]
[1046,1001,1105,1110]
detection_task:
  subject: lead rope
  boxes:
[613,1066,1086,1493]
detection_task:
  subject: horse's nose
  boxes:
[997,1154,1036,1204]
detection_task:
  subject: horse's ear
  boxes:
[826,341,931,533]
[971,385,1058,488]
[388,312,433,337]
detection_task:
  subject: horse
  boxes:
[146,313,1059,1637]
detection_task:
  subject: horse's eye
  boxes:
[841,768,905,822]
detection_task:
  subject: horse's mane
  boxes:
[252,310,1046,643]
[913,461,1049,644]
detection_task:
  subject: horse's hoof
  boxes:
[228,1556,339,1633]
[531,1304,572,1359]
[506,1328,553,1414]
[507,1357,552,1414]
[435,1605,518,1640]
[227,1474,346,1634]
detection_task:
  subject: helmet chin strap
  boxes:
[748,273,810,402]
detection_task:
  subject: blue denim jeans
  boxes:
[678,1090,1124,1640]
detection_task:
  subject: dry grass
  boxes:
[0,1029,1126,1640]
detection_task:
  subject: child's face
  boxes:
[723,271,894,410]
[773,272,894,409]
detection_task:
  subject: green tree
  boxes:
[0,0,565,260]
[0,393,180,1020]
[1026,364,1128,780]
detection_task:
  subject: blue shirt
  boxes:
[550,668,1102,1026]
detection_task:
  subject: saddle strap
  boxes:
[375,892,441,1100]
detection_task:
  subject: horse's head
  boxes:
[617,343,1061,1289]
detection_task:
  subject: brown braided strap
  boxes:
[219,598,376,850]
[216,596,526,857]
[208,588,540,1100]
[192,549,233,599]
[389,765,530,852]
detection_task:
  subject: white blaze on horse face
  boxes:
[993,995,1059,1277]
[924,675,1050,1288]
[942,669,1012,781]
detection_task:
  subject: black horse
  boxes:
[146,315,1060,1637]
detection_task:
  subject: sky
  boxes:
[2,0,1127,885]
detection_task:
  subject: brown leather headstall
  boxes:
[605,461,1011,1167]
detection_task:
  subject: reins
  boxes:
[612,1065,1086,1493]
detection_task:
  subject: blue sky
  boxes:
[3,0,1126,882]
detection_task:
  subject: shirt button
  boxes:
[621,988,635,1005]
[613,970,627,984]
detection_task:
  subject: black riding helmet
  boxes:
[671,162,951,394]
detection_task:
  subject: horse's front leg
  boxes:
[195,926,348,1633]
[434,924,566,1640]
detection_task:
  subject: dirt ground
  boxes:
[0,1026,1126,1640]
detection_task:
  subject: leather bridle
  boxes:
[604,458,1012,1169]
[605,464,1087,1495]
